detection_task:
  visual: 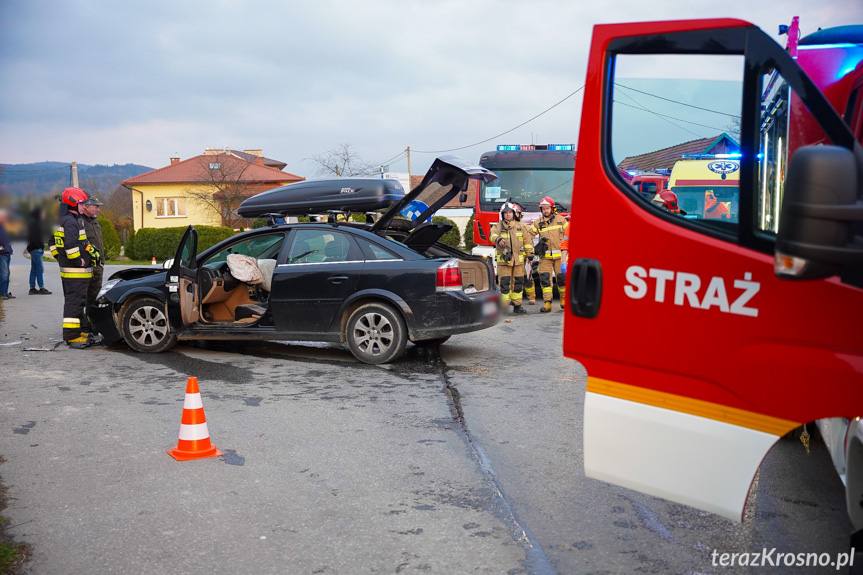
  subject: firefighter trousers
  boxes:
[62,278,90,341]
[81,266,104,333]
[538,258,566,302]
[498,264,525,307]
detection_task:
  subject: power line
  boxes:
[614,90,703,138]
[613,100,728,132]
[373,149,407,169]
[413,85,585,154]
[614,84,740,118]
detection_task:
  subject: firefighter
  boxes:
[50,187,99,348]
[528,196,568,312]
[490,202,533,315]
[512,202,537,305]
[80,193,105,337]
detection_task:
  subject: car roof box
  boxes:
[237,178,406,218]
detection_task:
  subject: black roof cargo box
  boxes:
[237,178,405,218]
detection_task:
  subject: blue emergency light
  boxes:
[680,153,743,160]
[497,144,575,151]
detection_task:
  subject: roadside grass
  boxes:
[0,457,30,575]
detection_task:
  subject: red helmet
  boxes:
[658,191,686,215]
[61,187,88,207]
[539,196,554,208]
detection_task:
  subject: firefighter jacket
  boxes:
[490,220,533,265]
[528,213,568,259]
[82,216,105,267]
[560,222,571,253]
[50,209,95,280]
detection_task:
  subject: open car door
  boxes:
[563,20,863,522]
[165,225,200,330]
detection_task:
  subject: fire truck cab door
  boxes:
[564,20,863,522]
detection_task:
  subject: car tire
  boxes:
[346,303,407,364]
[414,336,451,347]
[121,297,177,353]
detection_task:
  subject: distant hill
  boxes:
[0,162,153,198]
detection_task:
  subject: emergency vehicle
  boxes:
[470,144,575,260]
[562,17,863,553]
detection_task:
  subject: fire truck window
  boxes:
[609,54,743,230]
[755,67,834,237]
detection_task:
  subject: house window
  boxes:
[209,162,221,170]
[155,197,186,217]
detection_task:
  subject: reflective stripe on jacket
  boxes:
[529,214,568,257]
[490,220,534,264]
[50,211,93,269]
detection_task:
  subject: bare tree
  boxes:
[725,116,741,144]
[184,154,258,228]
[307,143,377,177]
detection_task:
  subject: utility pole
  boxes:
[71,162,79,187]
[406,146,411,186]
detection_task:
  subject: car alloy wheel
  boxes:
[354,311,394,356]
[129,305,169,347]
[346,302,407,364]
[121,296,178,353]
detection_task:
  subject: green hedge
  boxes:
[124,228,136,258]
[463,214,476,252]
[130,226,235,261]
[98,217,121,261]
[431,216,461,248]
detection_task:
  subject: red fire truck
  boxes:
[562,16,863,550]
[470,144,576,260]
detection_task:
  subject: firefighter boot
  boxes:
[66,335,94,349]
[540,301,552,313]
[512,304,527,315]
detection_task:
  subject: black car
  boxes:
[90,156,501,364]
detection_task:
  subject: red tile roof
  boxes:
[122,153,304,187]
[617,133,739,173]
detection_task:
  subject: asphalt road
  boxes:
[0,254,853,574]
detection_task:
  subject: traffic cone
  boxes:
[167,377,222,461]
[151,257,157,266]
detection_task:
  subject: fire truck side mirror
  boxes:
[776,145,863,280]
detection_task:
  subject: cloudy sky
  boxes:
[1,0,859,177]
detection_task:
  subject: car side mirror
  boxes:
[775,145,863,280]
[459,191,468,203]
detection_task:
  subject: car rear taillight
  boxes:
[436,259,462,292]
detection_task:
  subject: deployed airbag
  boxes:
[226,254,262,284]
[256,259,277,292]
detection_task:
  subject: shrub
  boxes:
[431,216,461,248]
[98,217,121,261]
[124,229,136,259]
[251,218,268,229]
[130,226,235,261]
[463,214,476,252]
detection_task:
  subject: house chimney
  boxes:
[244,149,264,157]
[254,157,265,166]
[170,156,180,165]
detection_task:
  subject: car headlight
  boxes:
[97,279,121,300]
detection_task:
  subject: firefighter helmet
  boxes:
[499,202,517,218]
[511,202,525,221]
[539,196,554,208]
[658,191,686,215]
[61,187,88,207]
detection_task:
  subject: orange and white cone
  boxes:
[151,257,157,265]
[167,377,222,461]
